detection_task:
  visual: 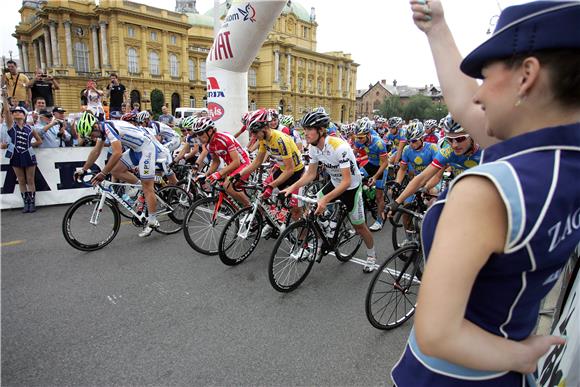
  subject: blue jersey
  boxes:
[432,143,483,176]
[386,128,407,154]
[392,123,580,386]
[401,142,439,174]
[354,134,388,166]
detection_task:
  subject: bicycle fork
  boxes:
[90,193,107,225]
[238,203,259,239]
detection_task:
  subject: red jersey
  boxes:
[206,132,250,166]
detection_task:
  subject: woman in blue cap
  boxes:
[391,1,580,386]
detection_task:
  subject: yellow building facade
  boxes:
[14,0,358,122]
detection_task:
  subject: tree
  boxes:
[402,95,433,121]
[150,89,164,116]
[379,95,403,118]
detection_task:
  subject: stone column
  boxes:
[161,31,168,78]
[17,43,25,71]
[22,43,30,72]
[64,21,73,67]
[43,27,52,67]
[39,38,47,70]
[181,34,188,80]
[337,64,343,94]
[49,21,60,66]
[346,64,351,94]
[140,26,148,74]
[99,21,109,67]
[286,53,291,86]
[273,50,279,83]
[34,40,42,69]
[90,25,100,69]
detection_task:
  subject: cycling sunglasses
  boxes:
[445,135,470,144]
[249,122,268,133]
[409,138,421,143]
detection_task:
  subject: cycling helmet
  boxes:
[406,121,425,141]
[181,115,197,130]
[136,110,151,123]
[376,117,386,124]
[77,111,97,137]
[191,116,215,134]
[247,108,270,132]
[241,111,251,125]
[424,119,437,130]
[121,112,137,122]
[300,110,330,129]
[442,114,466,135]
[267,108,279,121]
[439,117,446,128]
[280,115,294,128]
[312,106,327,114]
[354,118,372,136]
[388,117,403,128]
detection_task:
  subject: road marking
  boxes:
[0,240,26,247]
[121,220,133,225]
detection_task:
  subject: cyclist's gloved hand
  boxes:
[386,201,400,218]
[389,181,402,197]
[91,171,106,186]
[178,158,186,165]
[261,185,273,200]
[208,171,221,184]
[74,167,87,182]
[230,173,241,183]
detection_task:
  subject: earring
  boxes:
[514,95,526,107]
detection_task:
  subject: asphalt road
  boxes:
[2,204,411,386]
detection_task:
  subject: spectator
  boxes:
[53,107,75,146]
[158,105,175,127]
[131,102,140,113]
[102,101,110,120]
[27,68,60,109]
[83,80,104,120]
[37,109,70,148]
[1,97,43,213]
[26,97,46,126]
[105,73,127,115]
[2,60,30,108]
[391,1,580,386]
[121,102,130,114]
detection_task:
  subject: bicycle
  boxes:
[390,188,437,250]
[268,193,363,293]
[218,184,291,266]
[365,205,424,330]
[62,172,192,251]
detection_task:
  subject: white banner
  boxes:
[1,147,108,209]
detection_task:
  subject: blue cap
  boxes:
[461,1,580,79]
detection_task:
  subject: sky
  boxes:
[1,0,528,90]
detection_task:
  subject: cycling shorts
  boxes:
[318,182,365,225]
[120,140,156,180]
[264,166,304,207]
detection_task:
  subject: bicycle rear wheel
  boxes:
[183,196,236,255]
[218,206,263,266]
[268,220,317,292]
[334,216,363,262]
[62,195,121,251]
[155,185,193,235]
[365,244,422,330]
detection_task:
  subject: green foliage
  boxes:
[379,95,448,121]
[150,89,164,116]
[379,95,403,118]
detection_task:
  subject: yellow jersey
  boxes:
[258,130,304,172]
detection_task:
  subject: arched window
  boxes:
[169,54,179,77]
[188,59,195,81]
[128,48,138,74]
[248,68,257,87]
[74,42,89,72]
[202,96,207,107]
[189,96,195,108]
[200,61,206,81]
[149,51,160,75]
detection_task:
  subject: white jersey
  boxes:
[150,121,178,142]
[102,120,152,151]
[308,135,362,190]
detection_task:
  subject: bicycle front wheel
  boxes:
[62,195,121,251]
[365,244,422,330]
[268,220,317,293]
[218,206,263,266]
[155,185,193,235]
[334,216,363,262]
[183,197,236,255]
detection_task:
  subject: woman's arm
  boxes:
[415,176,564,373]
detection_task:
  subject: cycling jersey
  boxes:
[150,121,178,143]
[401,142,439,174]
[101,120,152,151]
[259,130,303,172]
[431,143,482,176]
[206,131,250,166]
[386,128,407,154]
[308,136,361,190]
[423,133,439,144]
[354,134,388,167]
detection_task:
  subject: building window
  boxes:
[169,54,179,77]
[74,41,89,72]
[317,79,322,94]
[200,61,206,81]
[327,80,331,94]
[202,96,207,107]
[189,96,195,108]
[248,68,257,87]
[170,35,177,45]
[250,99,256,111]
[302,26,309,39]
[188,59,195,80]
[128,48,138,74]
[150,31,158,41]
[308,78,312,91]
[298,77,303,91]
[149,51,160,75]
[127,26,135,38]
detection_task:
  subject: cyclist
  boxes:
[423,119,439,144]
[74,111,169,237]
[279,114,304,152]
[174,116,201,165]
[282,110,378,273]
[192,116,251,207]
[386,117,407,164]
[136,110,181,153]
[237,108,305,226]
[353,119,389,231]
[388,114,482,216]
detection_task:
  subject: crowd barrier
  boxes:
[1,147,108,210]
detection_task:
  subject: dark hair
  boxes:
[6,60,16,66]
[110,73,118,78]
[33,96,46,105]
[502,49,580,108]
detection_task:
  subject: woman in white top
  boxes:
[83,80,104,121]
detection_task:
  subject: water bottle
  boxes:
[327,219,337,238]
[136,194,145,214]
[122,193,135,207]
[319,217,330,235]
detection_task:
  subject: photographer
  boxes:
[83,80,104,121]
[53,107,74,146]
[37,108,70,148]
[27,68,60,109]
[2,60,30,108]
